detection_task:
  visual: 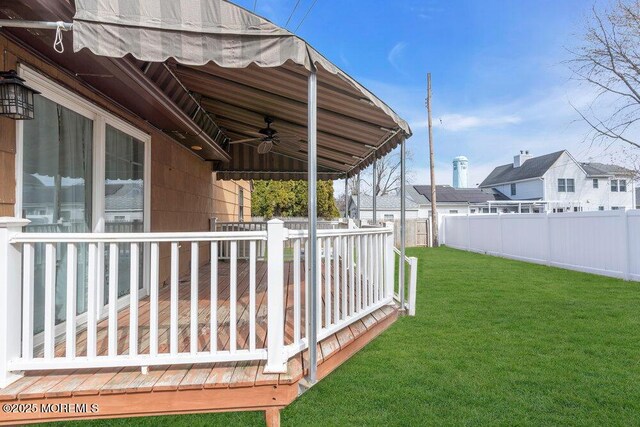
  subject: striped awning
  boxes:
[72,0,411,180]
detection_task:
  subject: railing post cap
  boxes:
[0,217,30,228]
[267,218,284,225]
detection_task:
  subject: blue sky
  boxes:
[233,0,625,187]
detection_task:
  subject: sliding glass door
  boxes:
[19,67,151,336]
[22,95,93,334]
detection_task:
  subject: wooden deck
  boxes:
[0,260,398,425]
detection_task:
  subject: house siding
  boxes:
[0,34,250,283]
[491,179,543,201]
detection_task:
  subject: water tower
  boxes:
[452,156,468,188]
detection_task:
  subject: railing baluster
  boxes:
[149,242,159,356]
[249,240,256,352]
[373,235,379,303]
[22,243,34,360]
[230,241,237,353]
[129,243,139,356]
[356,235,362,312]
[108,243,119,357]
[170,242,179,355]
[190,242,199,355]
[324,237,331,327]
[347,236,353,317]
[363,235,369,308]
[316,237,322,331]
[293,238,301,344]
[339,236,351,319]
[66,243,77,359]
[87,243,98,358]
[43,243,56,360]
[378,234,386,300]
[333,236,339,324]
[210,241,218,353]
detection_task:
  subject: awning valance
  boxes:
[71,0,411,179]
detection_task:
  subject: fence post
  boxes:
[545,211,552,266]
[466,214,471,250]
[408,257,418,316]
[497,213,504,256]
[385,223,395,299]
[0,218,29,388]
[621,209,630,281]
[265,219,287,373]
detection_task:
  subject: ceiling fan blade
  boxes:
[229,138,261,144]
[258,140,274,154]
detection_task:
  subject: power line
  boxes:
[294,0,319,32]
[285,0,302,28]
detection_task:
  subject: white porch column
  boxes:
[307,67,319,383]
[399,139,406,311]
[0,217,29,388]
[265,219,286,373]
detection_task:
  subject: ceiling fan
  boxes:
[228,116,283,154]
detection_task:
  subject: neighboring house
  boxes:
[348,185,509,219]
[637,188,640,209]
[479,150,637,212]
[347,194,420,221]
[409,185,512,215]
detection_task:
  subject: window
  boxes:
[238,187,245,221]
[384,214,394,221]
[612,206,622,210]
[449,210,459,214]
[510,183,516,196]
[619,179,627,192]
[611,179,619,192]
[593,178,599,188]
[490,208,498,213]
[558,178,566,192]
[558,178,574,192]
[599,206,605,211]
[482,208,489,213]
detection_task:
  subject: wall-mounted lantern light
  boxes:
[0,70,40,120]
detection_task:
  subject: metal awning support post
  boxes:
[307,67,319,384]
[372,159,377,224]
[356,172,361,220]
[344,176,349,219]
[399,139,406,311]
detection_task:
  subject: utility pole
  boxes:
[427,73,439,247]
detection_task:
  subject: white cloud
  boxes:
[387,42,407,73]
[412,113,522,132]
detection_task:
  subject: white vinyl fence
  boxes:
[442,210,640,281]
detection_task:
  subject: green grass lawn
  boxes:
[56,247,640,426]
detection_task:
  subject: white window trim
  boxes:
[15,65,153,336]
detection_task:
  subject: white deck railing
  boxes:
[283,226,396,357]
[9,230,269,373]
[0,218,398,387]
